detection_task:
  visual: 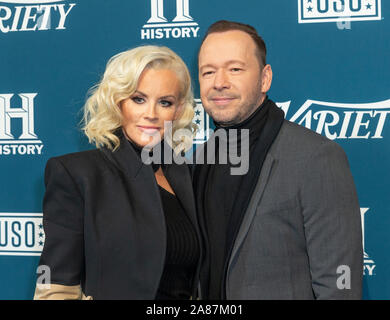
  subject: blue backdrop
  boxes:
[0,0,389,299]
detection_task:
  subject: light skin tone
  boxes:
[120,67,183,194]
[198,30,273,126]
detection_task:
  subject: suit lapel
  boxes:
[227,153,275,271]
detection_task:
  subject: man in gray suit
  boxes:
[192,20,363,300]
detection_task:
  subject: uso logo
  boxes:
[192,99,210,145]
[298,0,382,23]
[0,213,45,256]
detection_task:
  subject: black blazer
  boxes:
[37,133,203,299]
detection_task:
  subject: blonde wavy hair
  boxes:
[82,45,197,152]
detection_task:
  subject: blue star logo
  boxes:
[195,119,201,125]
[307,6,313,12]
[366,3,372,10]
[195,110,201,116]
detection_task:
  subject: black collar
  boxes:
[100,129,145,179]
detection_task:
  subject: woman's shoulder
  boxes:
[43,148,119,189]
[46,149,109,173]
[49,148,102,162]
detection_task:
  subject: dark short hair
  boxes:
[199,20,267,68]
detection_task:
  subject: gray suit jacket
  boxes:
[213,120,363,299]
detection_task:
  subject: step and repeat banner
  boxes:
[0,0,389,299]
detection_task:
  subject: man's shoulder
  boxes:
[279,120,329,143]
[272,120,345,158]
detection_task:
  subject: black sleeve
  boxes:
[38,157,85,286]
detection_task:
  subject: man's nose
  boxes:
[213,69,230,90]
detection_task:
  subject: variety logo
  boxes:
[191,98,390,147]
[0,93,44,155]
[141,0,200,40]
[277,99,390,140]
[0,213,44,256]
[360,208,376,276]
[0,0,76,33]
[298,0,382,23]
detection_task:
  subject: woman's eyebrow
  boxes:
[159,95,177,100]
[133,90,147,97]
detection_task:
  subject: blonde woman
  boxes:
[34,46,202,300]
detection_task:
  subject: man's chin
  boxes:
[203,106,239,126]
[211,114,240,127]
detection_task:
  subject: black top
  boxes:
[155,185,200,299]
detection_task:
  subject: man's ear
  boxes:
[261,64,273,93]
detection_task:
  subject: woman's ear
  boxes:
[118,100,124,111]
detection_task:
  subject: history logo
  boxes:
[141,0,200,40]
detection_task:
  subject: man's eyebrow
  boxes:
[225,60,246,66]
[199,60,246,70]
